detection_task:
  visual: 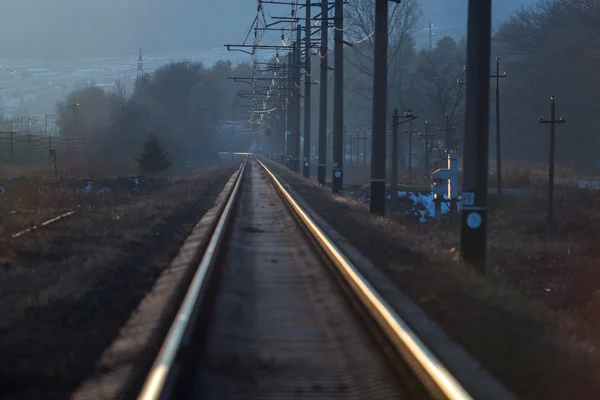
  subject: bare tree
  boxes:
[344,0,422,106]
[416,37,466,134]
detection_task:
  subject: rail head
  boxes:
[255,156,477,400]
[137,156,248,400]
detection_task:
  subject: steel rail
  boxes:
[137,156,248,400]
[255,156,473,400]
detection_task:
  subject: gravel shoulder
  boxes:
[262,157,600,400]
[0,164,239,400]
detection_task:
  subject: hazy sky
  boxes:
[0,0,533,59]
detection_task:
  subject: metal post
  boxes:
[332,0,344,192]
[295,24,302,173]
[390,109,399,211]
[460,0,493,272]
[370,0,388,215]
[303,4,312,178]
[287,52,293,169]
[318,0,329,184]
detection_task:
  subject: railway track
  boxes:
[136,156,495,400]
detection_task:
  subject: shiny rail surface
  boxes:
[138,156,248,400]
[256,157,474,400]
[138,155,475,400]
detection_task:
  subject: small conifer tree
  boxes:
[135,134,173,174]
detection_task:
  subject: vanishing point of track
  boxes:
[137,155,475,400]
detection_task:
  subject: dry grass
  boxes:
[0,164,239,399]
[489,161,600,189]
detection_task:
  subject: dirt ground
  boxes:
[0,163,239,400]
[263,157,600,400]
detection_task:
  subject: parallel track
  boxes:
[137,155,475,400]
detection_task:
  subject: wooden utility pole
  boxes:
[363,128,368,165]
[491,57,507,196]
[539,95,566,239]
[418,121,435,179]
[407,119,416,182]
[390,110,400,211]
[437,113,456,151]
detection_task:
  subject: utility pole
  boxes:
[460,0,493,273]
[45,114,48,136]
[287,51,293,169]
[491,57,508,196]
[317,0,329,184]
[294,24,302,173]
[356,129,360,164]
[390,109,418,211]
[332,0,344,192]
[349,131,353,164]
[428,20,433,52]
[293,25,302,173]
[370,0,389,215]
[136,46,144,88]
[390,110,400,211]
[408,120,414,181]
[539,95,566,239]
[73,102,79,137]
[418,121,434,179]
[303,3,312,178]
[363,128,367,165]
[437,113,456,151]
[9,131,14,167]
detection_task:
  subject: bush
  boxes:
[135,134,172,175]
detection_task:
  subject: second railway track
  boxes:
[137,156,492,400]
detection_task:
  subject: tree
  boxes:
[135,134,173,174]
[56,86,111,138]
[495,0,600,168]
[415,36,466,149]
[344,0,422,106]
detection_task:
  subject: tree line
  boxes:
[307,0,600,171]
[54,60,252,173]
[45,0,600,174]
